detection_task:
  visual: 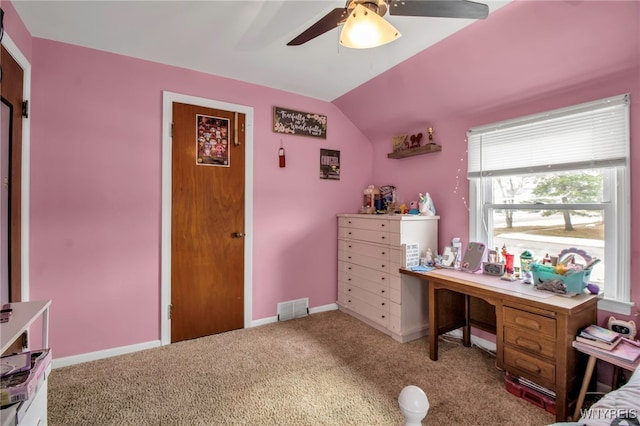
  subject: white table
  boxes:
[1,300,51,354]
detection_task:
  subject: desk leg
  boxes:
[462,295,471,348]
[429,284,438,361]
[572,355,596,421]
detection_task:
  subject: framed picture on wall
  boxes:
[320,149,340,180]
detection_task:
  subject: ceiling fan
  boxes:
[287,0,489,48]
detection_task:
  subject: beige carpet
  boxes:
[48,310,555,425]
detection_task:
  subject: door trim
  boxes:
[1,32,31,301]
[161,91,254,345]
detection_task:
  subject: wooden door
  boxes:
[171,102,245,343]
[1,45,24,303]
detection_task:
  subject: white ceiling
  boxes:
[12,0,511,102]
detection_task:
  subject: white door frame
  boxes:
[1,32,32,301]
[160,91,254,345]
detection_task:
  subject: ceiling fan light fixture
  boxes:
[339,4,401,49]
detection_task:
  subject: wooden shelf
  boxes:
[387,143,442,159]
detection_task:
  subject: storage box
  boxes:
[530,263,591,293]
[504,373,558,415]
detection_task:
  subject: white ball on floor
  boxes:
[398,385,429,425]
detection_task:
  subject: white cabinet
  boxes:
[337,214,438,342]
[1,300,52,426]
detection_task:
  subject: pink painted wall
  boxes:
[0,0,32,61]
[335,0,640,315]
[5,0,639,361]
[23,39,372,358]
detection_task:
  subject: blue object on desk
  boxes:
[410,265,434,272]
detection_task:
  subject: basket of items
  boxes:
[530,248,599,295]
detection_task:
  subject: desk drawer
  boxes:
[504,307,556,339]
[504,346,556,386]
[504,327,556,359]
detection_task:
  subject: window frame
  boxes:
[468,95,632,315]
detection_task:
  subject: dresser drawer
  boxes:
[504,307,556,339]
[339,240,391,261]
[339,227,389,244]
[504,327,556,359]
[341,295,389,327]
[339,261,390,285]
[338,251,392,273]
[503,346,556,386]
[340,273,389,298]
[344,285,389,312]
[339,216,390,232]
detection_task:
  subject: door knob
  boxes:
[233,232,245,238]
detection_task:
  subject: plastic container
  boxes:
[504,373,559,415]
[530,262,591,293]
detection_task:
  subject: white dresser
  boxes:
[337,214,438,342]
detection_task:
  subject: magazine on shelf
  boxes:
[576,335,622,351]
[580,324,621,344]
[607,340,640,364]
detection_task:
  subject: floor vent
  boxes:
[277,297,309,321]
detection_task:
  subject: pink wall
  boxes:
[4,0,639,360]
[0,0,32,61]
[335,0,640,314]
[23,39,372,358]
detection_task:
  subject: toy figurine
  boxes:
[419,193,436,216]
[409,201,419,215]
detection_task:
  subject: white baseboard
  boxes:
[53,304,339,368]
[52,340,161,369]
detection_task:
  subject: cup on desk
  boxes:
[505,254,514,274]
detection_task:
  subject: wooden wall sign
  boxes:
[273,106,327,139]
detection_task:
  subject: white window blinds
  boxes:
[467,93,630,178]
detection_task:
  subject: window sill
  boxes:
[597,297,635,316]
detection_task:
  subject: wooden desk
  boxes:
[400,268,597,422]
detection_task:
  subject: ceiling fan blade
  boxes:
[388,0,489,20]
[287,7,349,46]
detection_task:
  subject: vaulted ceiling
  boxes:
[11,0,511,102]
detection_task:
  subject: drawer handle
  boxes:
[515,358,541,374]
[381,290,385,293]
[381,223,385,227]
[381,277,385,280]
[381,264,385,268]
[515,317,541,330]
[348,267,352,270]
[381,315,385,318]
[348,299,352,303]
[381,302,385,306]
[515,337,542,352]
[348,256,352,259]
[381,251,385,255]
[348,288,352,292]
[348,278,351,281]
[348,231,352,235]
[348,245,352,248]
[348,220,352,224]
[381,236,386,240]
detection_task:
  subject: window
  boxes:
[467,94,632,314]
